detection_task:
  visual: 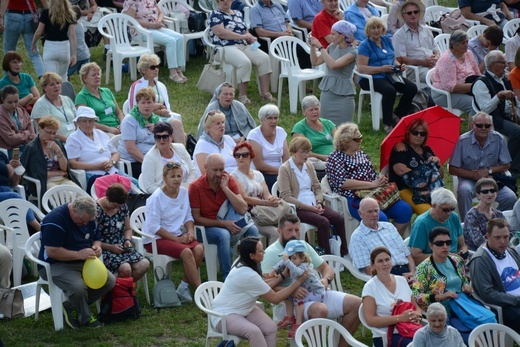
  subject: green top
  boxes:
[75,86,120,128]
[291,117,335,155]
[0,73,35,99]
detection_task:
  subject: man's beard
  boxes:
[281,236,298,247]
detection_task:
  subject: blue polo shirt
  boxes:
[288,0,322,23]
[250,0,289,31]
[357,35,395,80]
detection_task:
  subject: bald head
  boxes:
[205,153,225,185]
[359,198,380,229]
[206,153,225,168]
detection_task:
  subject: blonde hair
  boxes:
[203,111,226,131]
[137,54,161,75]
[364,17,387,38]
[289,137,311,154]
[38,115,60,130]
[40,72,62,88]
[49,0,75,29]
[136,87,156,102]
[333,123,359,152]
[79,62,102,85]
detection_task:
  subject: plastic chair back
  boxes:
[468,323,520,347]
[41,185,90,214]
[295,318,369,347]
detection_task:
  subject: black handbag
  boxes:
[188,10,206,32]
[126,193,151,216]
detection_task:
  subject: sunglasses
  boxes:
[165,162,182,169]
[433,240,453,247]
[479,188,497,194]
[410,130,427,137]
[352,136,363,143]
[41,128,58,135]
[234,152,250,158]
[474,123,492,129]
[149,65,160,70]
[154,134,170,141]
[441,207,456,213]
[403,10,420,15]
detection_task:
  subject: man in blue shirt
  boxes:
[288,0,323,30]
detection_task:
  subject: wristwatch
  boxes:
[487,167,493,175]
[111,160,116,166]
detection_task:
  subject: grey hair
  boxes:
[258,104,280,121]
[449,30,469,49]
[484,50,505,70]
[137,53,160,74]
[301,95,320,111]
[431,188,457,207]
[472,111,491,123]
[72,196,96,218]
[427,303,447,319]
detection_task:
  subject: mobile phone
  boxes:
[12,148,19,161]
[235,218,247,228]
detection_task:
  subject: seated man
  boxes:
[311,0,344,49]
[468,25,503,72]
[288,0,323,30]
[472,51,520,178]
[449,111,517,218]
[469,218,520,332]
[350,198,415,279]
[459,0,513,27]
[260,213,361,347]
[409,188,468,265]
[38,196,116,328]
[189,153,259,280]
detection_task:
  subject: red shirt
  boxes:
[311,9,338,49]
[189,174,240,220]
[8,0,38,11]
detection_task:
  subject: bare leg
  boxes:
[285,300,295,319]
[130,258,150,282]
[294,302,305,325]
[180,247,201,289]
[117,263,132,278]
[169,119,186,146]
[259,73,271,95]
[339,294,361,347]
[238,82,249,97]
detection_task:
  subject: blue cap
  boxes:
[281,240,306,256]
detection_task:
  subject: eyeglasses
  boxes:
[149,65,160,70]
[410,130,427,137]
[474,123,492,129]
[433,240,453,247]
[41,128,58,135]
[479,188,497,194]
[234,152,250,158]
[403,10,420,15]
[441,207,456,213]
[154,134,170,141]
[352,136,363,143]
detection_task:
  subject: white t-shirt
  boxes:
[142,186,193,244]
[288,157,316,206]
[65,129,118,175]
[231,169,265,198]
[362,275,413,335]
[247,126,287,168]
[211,265,271,327]
[506,35,520,64]
[485,248,520,296]
[193,135,237,176]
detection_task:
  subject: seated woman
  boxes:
[291,96,336,176]
[210,0,274,105]
[211,236,308,347]
[463,178,504,251]
[389,119,444,215]
[143,162,204,302]
[75,63,125,136]
[508,48,520,100]
[197,82,256,142]
[326,123,412,235]
[413,303,465,347]
[193,110,237,176]
[123,0,187,83]
[31,72,76,142]
[0,85,36,155]
[139,122,196,194]
[356,17,417,134]
[247,104,289,191]
[0,52,40,113]
[231,142,282,245]
[432,30,480,116]
[96,183,150,281]
[362,247,422,347]
[278,137,348,256]
[21,116,80,205]
[344,0,380,41]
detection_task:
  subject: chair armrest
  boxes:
[12,185,26,200]
[371,3,387,15]
[23,175,41,201]
[69,169,87,190]
[163,16,177,30]
[343,254,371,282]
[426,25,442,34]
[471,289,503,324]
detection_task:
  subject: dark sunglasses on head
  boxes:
[441,207,456,213]
[403,10,420,15]
[479,188,497,194]
[410,130,427,137]
[234,152,250,158]
[165,162,182,169]
[474,123,492,129]
[433,240,453,247]
[149,65,160,70]
[352,136,363,143]
[154,134,170,141]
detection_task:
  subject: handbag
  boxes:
[197,51,226,95]
[386,300,422,347]
[440,9,470,34]
[385,72,405,87]
[188,10,207,32]
[448,292,497,330]
[0,288,25,319]
[329,225,341,257]
[402,162,444,205]
[250,200,291,226]
[355,182,400,211]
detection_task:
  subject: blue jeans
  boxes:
[4,12,45,77]
[346,197,412,224]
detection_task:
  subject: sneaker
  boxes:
[288,323,300,339]
[177,286,193,303]
[277,315,296,329]
[84,314,103,328]
[62,301,79,329]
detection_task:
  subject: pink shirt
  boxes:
[432,50,480,92]
[123,0,159,23]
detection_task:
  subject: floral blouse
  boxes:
[411,255,468,311]
[123,0,159,37]
[463,207,505,251]
[209,9,247,46]
[432,50,480,93]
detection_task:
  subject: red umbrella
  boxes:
[380,106,461,171]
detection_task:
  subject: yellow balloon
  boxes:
[82,257,108,289]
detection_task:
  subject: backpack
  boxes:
[153,267,181,308]
[98,277,140,324]
[386,301,422,346]
[448,293,497,330]
[440,9,470,34]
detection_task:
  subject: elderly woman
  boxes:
[357,17,417,134]
[344,0,380,41]
[413,303,465,347]
[278,137,348,256]
[21,116,79,204]
[143,162,204,302]
[231,142,282,245]
[65,106,120,191]
[247,104,289,191]
[389,119,444,215]
[0,85,36,153]
[0,52,40,112]
[194,110,238,176]
[309,20,358,126]
[464,178,504,251]
[210,0,274,105]
[432,30,480,116]
[326,123,412,235]
[75,63,124,135]
[362,247,422,347]
[197,82,256,142]
[123,0,187,83]
[31,72,76,142]
[96,183,150,281]
[139,122,196,194]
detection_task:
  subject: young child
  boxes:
[67,5,90,79]
[271,240,325,339]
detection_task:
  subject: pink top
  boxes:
[432,50,480,93]
[123,0,159,23]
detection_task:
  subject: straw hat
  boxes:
[397,0,426,23]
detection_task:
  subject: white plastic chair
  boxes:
[470,288,503,325]
[110,134,133,177]
[434,33,450,55]
[61,81,76,103]
[321,254,371,285]
[354,67,383,131]
[358,303,388,347]
[426,68,463,116]
[22,175,42,209]
[424,6,451,35]
[41,185,90,214]
[202,27,238,88]
[0,199,45,287]
[195,225,219,281]
[97,13,154,92]
[468,323,520,347]
[295,318,369,347]
[269,36,325,114]
[194,281,243,347]
[503,18,520,42]
[467,24,488,39]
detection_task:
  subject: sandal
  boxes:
[277,315,296,329]
[238,95,252,106]
[288,324,300,339]
[261,92,276,102]
[169,73,186,84]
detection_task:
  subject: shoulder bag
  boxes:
[197,50,226,95]
[448,292,497,330]
[386,300,422,347]
[355,182,400,211]
[153,267,181,308]
[0,287,24,319]
[250,200,292,226]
